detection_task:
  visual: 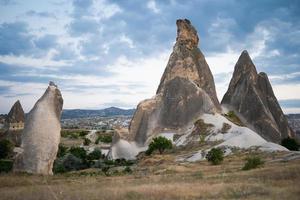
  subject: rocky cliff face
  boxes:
[13,82,63,175]
[221,51,294,143]
[6,100,25,124]
[112,19,220,154]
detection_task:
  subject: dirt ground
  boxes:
[0,151,300,200]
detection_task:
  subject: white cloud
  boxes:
[90,0,122,20]
[147,0,160,13]
[120,34,135,48]
[0,80,47,113]
[269,72,300,82]
[0,49,71,69]
[273,84,300,100]
[282,108,300,114]
[0,50,170,112]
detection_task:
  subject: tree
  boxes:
[206,148,224,165]
[146,136,172,155]
[69,147,87,160]
[87,148,102,160]
[0,139,14,159]
[281,137,299,151]
[57,144,68,158]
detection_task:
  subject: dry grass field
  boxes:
[0,151,299,200]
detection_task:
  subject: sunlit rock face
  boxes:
[110,19,221,159]
[14,82,63,175]
[221,51,294,143]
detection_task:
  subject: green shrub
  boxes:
[242,156,264,170]
[101,166,110,176]
[206,148,224,165]
[95,135,113,144]
[61,130,89,139]
[57,144,68,158]
[281,137,299,151]
[0,159,13,173]
[53,153,85,173]
[83,138,92,146]
[69,147,87,160]
[123,166,132,174]
[79,130,89,137]
[146,136,172,155]
[104,159,115,165]
[0,139,14,159]
[87,148,102,160]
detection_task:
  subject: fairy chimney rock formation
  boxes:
[13,82,63,175]
[5,100,25,130]
[125,19,221,146]
[221,50,294,143]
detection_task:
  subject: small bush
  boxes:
[0,159,13,173]
[281,137,299,151]
[206,148,224,165]
[224,111,243,126]
[83,138,92,146]
[0,139,14,159]
[123,166,132,174]
[57,144,68,158]
[69,147,87,160]
[61,130,89,139]
[79,130,89,137]
[146,136,172,155]
[53,153,85,173]
[95,135,112,144]
[87,148,102,160]
[242,156,264,170]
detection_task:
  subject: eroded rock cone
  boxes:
[5,100,25,125]
[221,51,294,143]
[127,19,220,146]
[13,81,63,175]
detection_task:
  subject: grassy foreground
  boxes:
[0,152,299,200]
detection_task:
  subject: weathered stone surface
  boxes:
[6,100,25,124]
[126,19,220,147]
[13,82,63,175]
[1,100,25,146]
[221,51,294,143]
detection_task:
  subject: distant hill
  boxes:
[61,107,136,119]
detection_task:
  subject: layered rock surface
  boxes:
[221,51,294,143]
[110,19,221,159]
[13,82,63,175]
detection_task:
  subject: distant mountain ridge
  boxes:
[62,107,135,119]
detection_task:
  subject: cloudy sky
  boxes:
[0,0,299,114]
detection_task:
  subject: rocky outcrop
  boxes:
[113,19,220,153]
[13,82,63,175]
[221,51,294,143]
[6,100,25,124]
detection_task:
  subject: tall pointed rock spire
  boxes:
[110,19,221,159]
[222,51,294,143]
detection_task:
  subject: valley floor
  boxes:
[0,151,300,200]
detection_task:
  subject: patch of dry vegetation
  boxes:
[0,151,300,200]
[223,111,244,126]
